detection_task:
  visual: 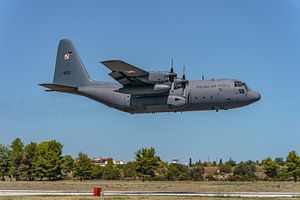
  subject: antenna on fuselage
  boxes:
[202,75,204,80]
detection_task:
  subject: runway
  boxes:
[1,190,300,198]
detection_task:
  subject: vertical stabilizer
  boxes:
[53,39,91,87]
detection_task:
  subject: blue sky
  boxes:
[0,0,300,163]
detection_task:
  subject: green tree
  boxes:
[34,140,63,181]
[22,142,37,180]
[9,138,24,181]
[286,151,300,182]
[102,158,120,180]
[74,152,93,181]
[218,164,232,174]
[212,161,217,167]
[277,166,290,181]
[135,147,160,181]
[225,158,236,167]
[91,164,103,179]
[274,157,285,166]
[233,161,256,181]
[256,160,260,166]
[122,161,137,180]
[166,163,189,181]
[189,166,205,181]
[195,159,202,166]
[0,144,10,181]
[61,155,74,174]
[154,161,168,181]
[262,157,279,179]
[218,159,223,166]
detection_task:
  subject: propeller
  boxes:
[181,65,189,97]
[181,65,189,89]
[168,59,177,83]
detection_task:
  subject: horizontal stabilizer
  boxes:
[39,83,77,92]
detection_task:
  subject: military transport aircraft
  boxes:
[40,39,261,114]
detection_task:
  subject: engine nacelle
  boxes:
[167,95,186,107]
[154,84,170,92]
[148,71,169,83]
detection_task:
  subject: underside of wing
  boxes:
[101,60,150,87]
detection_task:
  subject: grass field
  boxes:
[0,197,300,200]
[0,180,299,192]
[0,181,300,199]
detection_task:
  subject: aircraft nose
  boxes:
[257,92,261,101]
[247,91,261,103]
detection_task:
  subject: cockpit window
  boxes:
[234,81,249,91]
[234,81,242,87]
[241,82,249,91]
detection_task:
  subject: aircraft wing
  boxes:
[101,60,151,87]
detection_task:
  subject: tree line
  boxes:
[0,138,300,182]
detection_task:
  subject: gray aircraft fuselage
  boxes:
[75,79,260,114]
[41,39,261,114]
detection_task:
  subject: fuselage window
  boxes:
[239,89,245,94]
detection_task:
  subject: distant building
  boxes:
[92,157,109,166]
[92,157,127,166]
[113,160,127,165]
[172,159,180,164]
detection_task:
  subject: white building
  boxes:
[92,157,127,166]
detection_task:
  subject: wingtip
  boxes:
[100,59,123,64]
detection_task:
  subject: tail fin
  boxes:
[53,39,91,87]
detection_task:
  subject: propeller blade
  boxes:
[182,65,186,80]
[169,58,177,82]
[181,65,189,89]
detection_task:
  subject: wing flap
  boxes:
[101,60,170,95]
[109,71,131,85]
[101,60,150,87]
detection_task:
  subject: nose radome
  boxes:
[257,92,261,101]
[247,91,261,103]
[252,91,261,102]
